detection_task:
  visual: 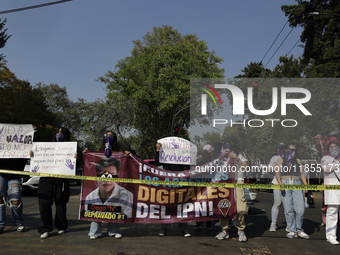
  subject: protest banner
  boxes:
[30,142,77,175]
[0,124,34,158]
[157,137,197,165]
[79,152,236,223]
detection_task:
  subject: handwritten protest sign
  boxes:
[0,124,34,158]
[157,137,197,165]
[79,152,235,223]
[30,142,77,175]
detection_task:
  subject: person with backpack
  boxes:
[321,139,340,245]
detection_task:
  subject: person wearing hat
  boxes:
[215,136,248,242]
[269,142,287,232]
[321,138,340,245]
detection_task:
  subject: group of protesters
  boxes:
[1,127,340,246]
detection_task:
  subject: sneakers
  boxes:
[298,231,310,239]
[215,230,229,240]
[182,230,191,237]
[269,222,277,232]
[158,229,166,237]
[285,226,290,232]
[238,231,247,242]
[90,235,100,240]
[114,233,122,239]
[286,232,297,239]
[57,230,65,235]
[327,238,340,245]
[40,232,49,239]
[17,224,25,232]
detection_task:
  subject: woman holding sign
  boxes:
[37,127,75,239]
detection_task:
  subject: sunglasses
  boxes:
[97,171,118,178]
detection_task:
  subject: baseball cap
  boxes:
[277,142,286,149]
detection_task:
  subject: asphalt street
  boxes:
[1,185,339,255]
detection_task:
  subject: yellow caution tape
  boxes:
[0,169,336,190]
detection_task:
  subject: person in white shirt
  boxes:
[321,139,340,245]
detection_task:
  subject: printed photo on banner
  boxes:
[30,142,77,175]
[0,123,34,158]
[79,151,236,224]
[80,152,134,223]
[157,137,197,165]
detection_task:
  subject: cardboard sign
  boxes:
[30,142,77,175]
[157,137,197,165]
[0,124,34,158]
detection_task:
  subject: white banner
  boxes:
[30,142,77,175]
[0,124,34,158]
[157,137,197,165]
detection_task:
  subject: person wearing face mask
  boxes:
[276,143,309,239]
[37,127,77,239]
[321,139,340,245]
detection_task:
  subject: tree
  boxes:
[0,18,11,63]
[0,64,56,141]
[281,0,340,77]
[271,55,304,78]
[235,62,271,78]
[99,25,225,158]
[36,82,83,137]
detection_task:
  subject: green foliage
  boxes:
[0,65,52,125]
[0,18,11,62]
[235,62,271,78]
[271,55,304,78]
[282,0,340,77]
[35,82,83,137]
[100,25,225,158]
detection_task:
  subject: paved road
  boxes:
[1,185,339,255]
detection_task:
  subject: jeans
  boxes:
[280,178,305,233]
[0,176,23,229]
[271,189,282,223]
[88,222,121,237]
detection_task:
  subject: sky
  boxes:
[1,0,304,102]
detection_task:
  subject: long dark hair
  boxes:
[53,127,71,142]
[99,131,121,152]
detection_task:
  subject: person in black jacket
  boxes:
[37,127,76,239]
